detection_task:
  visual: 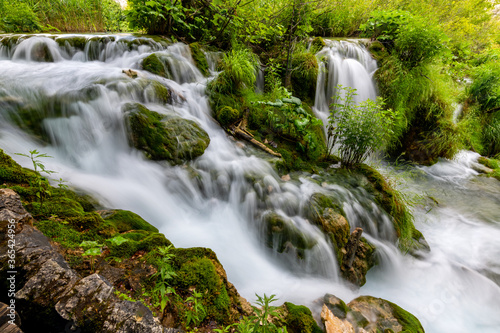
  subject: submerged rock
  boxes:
[124,103,210,164]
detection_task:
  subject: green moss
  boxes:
[36,219,104,249]
[189,42,209,76]
[284,302,323,333]
[310,37,326,54]
[388,300,425,333]
[138,233,172,251]
[146,81,171,104]
[102,209,159,233]
[291,52,318,104]
[216,106,241,127]
[478,156,500,169]
[122,230,150,241]
[368,41,387,61]
[354,164,423,253]
[124,103,210,163]
[142,53,170,78]
[0,149,39,184]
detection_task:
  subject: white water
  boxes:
[1,35,500,332]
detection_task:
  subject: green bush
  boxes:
[327,86,395,166]
[211,47,259,95]
[1,1,41,32]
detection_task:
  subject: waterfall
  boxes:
[313,39,377,127]
[1,34,500,333]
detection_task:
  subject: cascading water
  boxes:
[313,39,377,126]
[1,34,500,332]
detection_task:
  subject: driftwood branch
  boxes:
[229,120,282,158]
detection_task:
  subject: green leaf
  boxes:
[83,247,102,256]
[107,235,129,246]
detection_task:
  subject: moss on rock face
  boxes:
[170,247,243,325]
[310,37,326,54]
[263,211,318,259]
[291,52,318,104]
[353,164,428,254]
[142,53,171,78]
[216,105,241,127]
[284,302,323,333]
[124,103,210,164]
[189,42,209,76]
[99,209,159,233]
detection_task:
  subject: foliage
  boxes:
[360,10,411,42]
[127,0,191,35]
[327,86,395,166]
[80,240,103,272]
[1,1,41,32]
[102,0,127,32]
[185,289,207,328]
[290,48,318,103]
[15,150,55,209]
[247,293,287,333]
[149,245,177,313]
[211,46,259,95]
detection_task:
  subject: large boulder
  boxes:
[0,189,169,333]
[124,103,210,164]
[321,294,425,333]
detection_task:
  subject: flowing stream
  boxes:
[1,34,500,332]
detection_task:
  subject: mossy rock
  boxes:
[347,296,424,333]
[170,247,243,325]
[189,42,209,76]
[216,105,241,127]
[284,302,323,333]
[368,41,388,61]
[142,53,171,79]
[353,164,427,254]
[263,211,318,259]
[145,81,171,104]
[55,36,88,51]
[109,232,171,258]
[310,37,326,54]
[99,209,159,233]
[124,103,210,164]
[291,52,318,103]
[0,149,39,185]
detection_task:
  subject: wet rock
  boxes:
[263,211,318,259]
[471,162,493,174]
[340,229,376,287]
[347,296,424,333]
[124,103,210,164]
[122,69,138,78]
[321,294,424,333]
[321,304,354,333]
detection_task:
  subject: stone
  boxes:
[321,304,354,333]
[124,103,210,164]
[123,69,138,78]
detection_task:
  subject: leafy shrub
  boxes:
[327,86,395,166]
[127,0,190,34]
[1,1,41,32]
[210,46,259,95]
[360,10,411,42]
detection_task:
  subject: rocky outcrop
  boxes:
[308,193,377,287]
[0,189,171,333]
[321,294,425,333]
[124,103,210,164]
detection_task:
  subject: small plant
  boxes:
[327,85,395,167]
[184,289,207,328]
[150,245,177,313]
[249,293,286,333]
[16,149,55,209]
[80,240,103,273]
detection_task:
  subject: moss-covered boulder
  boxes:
[98,209,158,233]
[216,105,241,127]
[291,52,318,103]
[189,42,209,76]
[124,103,210,164]
[321,294,424,333]
[263,211,318,259]
[311,37,326,54]
[170,247,246,325]
[284,302,323,333]
[347,296,425,333]
[141,53,172,79]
